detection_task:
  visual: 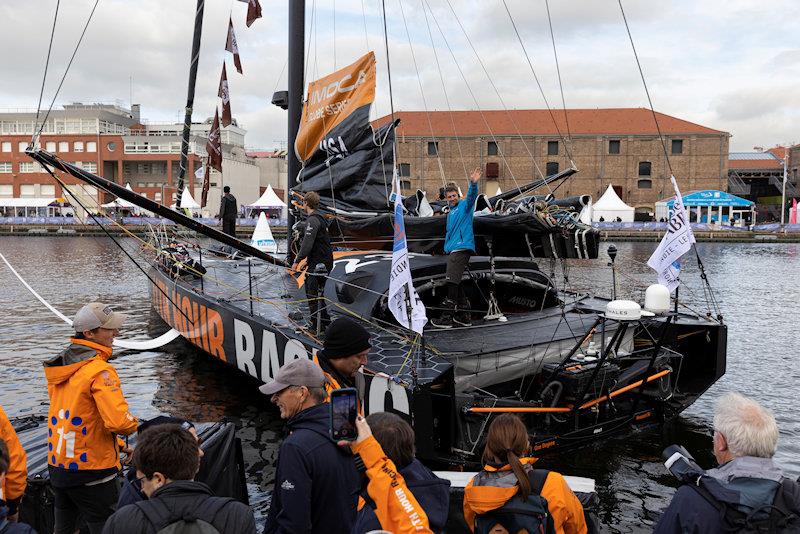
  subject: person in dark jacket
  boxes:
[353,412,450,534]
[218,186,238,237]
[431,167,481,329]
[116,416,201,509]
[102,424,255,534]
[0,439,37,534]
[315,317,370,394]
[260,358,360,533]
[291,191,334,333]
[654,392,800,534]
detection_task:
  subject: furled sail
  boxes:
[293,52,398,212]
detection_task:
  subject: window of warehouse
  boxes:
[20,185,35,196]
[488,141,498,155]
[427,141,438,156]
[46,141,56,152]
[0,184,12,196]
[59,141,69,152]
[547,141,558,156]
[18,142,28,152]
[0,163,12,173]
[1,142,10,152]
[41,184,56,196]
[74,141,84,152]
[399,163,411,177]
[87,141,97,152]
[638,161,652,176]
[19,162,37,173]
[546,161,559,176]
[609,140,621,154]
[638,179,652,189]
[672,139,683,154]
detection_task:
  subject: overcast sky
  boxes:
[3,0,799,152]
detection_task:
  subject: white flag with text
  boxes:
[647,176,696,292]
[388,171,427,334]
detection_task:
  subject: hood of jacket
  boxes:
[285,403,334,443]
[400,459,451,530]
[44,339,113,385]
[463,457,537,515]
[705,456,783,511]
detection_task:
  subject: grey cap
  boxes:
[258,358,325,396]
[73,302,127,332]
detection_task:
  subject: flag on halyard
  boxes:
[647,176,696,292]
[225,18,243,74]
[200,164,211,208]
[206,110,223,172]
[246,0,262,27]
[388,169,427,334]
[218,62,232,127]
[194,165,205,180]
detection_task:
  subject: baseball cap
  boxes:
[258,358,325,396]
[72,302,127,332]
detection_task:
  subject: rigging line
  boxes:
[360,0,370,49]
[422,0,524,190]
[32,0,61,146]
[270,58,288,98]
[304,0,317,84]
[333,0,337,70]
[420,0,467,180]
[380,0,396,123]
[543,0,572,145]
[440,0,548,190]
[398,0,447,188]
[41,166,194,325]
[35,0,101,141]
[499,0,573,166]
[617,0,673,177]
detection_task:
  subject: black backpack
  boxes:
[689,477,800,533]
[474,469,557,534]
[134,496,235,534]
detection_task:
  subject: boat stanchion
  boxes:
[248,258,254,316]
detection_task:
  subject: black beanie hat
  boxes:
[320,317,371,359]
[138,415,194,435]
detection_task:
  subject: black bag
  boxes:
[689,477,800,533]
[474,469,557,534]
[134,496,235,534]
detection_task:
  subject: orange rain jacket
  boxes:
[0,404,28,506]
[463,457,587,534]
[352,435,432,534]
[313,354,364,414]
[44,338,138,487]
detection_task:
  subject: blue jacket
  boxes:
[444,182,478,254]
[264,403,360,534]
[0,501,37,534]
[353,458,451,533]
[117,467,146,509]
[654,456,790,534]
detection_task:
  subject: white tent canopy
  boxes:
[101,183,138,210]
[250,212,278,253]
[170,187,201,210]
[246,184,286,208]
[591,185,635,222]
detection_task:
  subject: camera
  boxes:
[662,444,705,484]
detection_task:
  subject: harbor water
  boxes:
[1,237,798,532]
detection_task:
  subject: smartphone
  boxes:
[329,388,358,441]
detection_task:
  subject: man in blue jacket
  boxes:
[260,358,360,533]
[432,167,481,328]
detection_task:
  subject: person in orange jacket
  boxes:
[343,415,433,534]
[44,302,139,534]
[0,405,27,520]
[463,414,587,534]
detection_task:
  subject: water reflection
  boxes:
[1,237,798,531]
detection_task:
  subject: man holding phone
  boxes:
[260,359,360,534]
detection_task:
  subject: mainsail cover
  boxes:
[294,52,397,212]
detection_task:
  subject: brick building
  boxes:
[0,103,259,216]
[374,108,730,216]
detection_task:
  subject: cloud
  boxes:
[3,0,800,152]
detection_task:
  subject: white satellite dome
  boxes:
[645,284,671,314]
[605,299,654,321]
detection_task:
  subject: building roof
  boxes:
[246,150,287,158]
[372,108,727,137]
[728,151,783,170]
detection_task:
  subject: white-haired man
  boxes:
[654,392,800,533]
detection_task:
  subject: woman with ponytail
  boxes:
[462,414,587,534]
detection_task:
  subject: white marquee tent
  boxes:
[591,185,635,222]
[101,183,140,213]
[170,187,202,213]
[244,184,286,218]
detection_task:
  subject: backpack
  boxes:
[474,469,557,534]
[689,477,800,533]
[134,496,235,534]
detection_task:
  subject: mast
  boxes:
[287,0,305,263]
[175,0,206,209]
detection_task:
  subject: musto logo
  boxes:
[49,408,88,469]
